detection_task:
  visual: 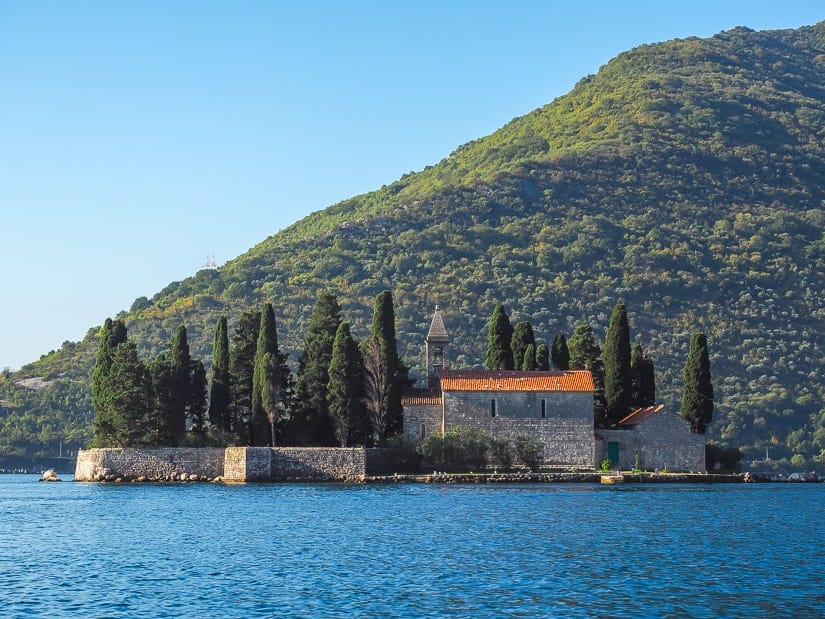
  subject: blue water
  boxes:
[0,476,823,618]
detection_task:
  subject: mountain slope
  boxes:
[6,22,825,465]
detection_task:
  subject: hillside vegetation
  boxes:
[4,22,825,466]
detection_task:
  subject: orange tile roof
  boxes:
[439,370,595,393]
[619,404,665,426]
[401,390,443,406]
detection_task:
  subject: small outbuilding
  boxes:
[596,405,706,472]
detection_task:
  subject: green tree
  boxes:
[568,323,607,426]
[630,343,656,408]
[293,292,341,445]
[208,316,231,432]
[522,343,537,371]
[169,325,192,446]
[511,321,535,371]
[551,333,570,370]
[485,304,514,370]
[90,319,150,448]
[369,290,410,440]
[91,340,149,448]
[681,333,714,434]
[251,303,281,446]
[190,359,208,439]
[536,344,550,371]
[229,309,260,443]
[90,318,127,424]
[603,303,633,426]
[327,322,364,447]
[147,353,175,445]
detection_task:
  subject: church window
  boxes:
[541,399,546,418]
[420,423,426,441]
[491,399,497,417]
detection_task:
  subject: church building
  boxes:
[402,306,706,471]
[402,306,597,468]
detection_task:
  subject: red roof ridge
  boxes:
[619,404,665,426]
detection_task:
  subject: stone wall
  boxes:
[402,404,442,442]
[76,447,391,482]
[75,448,225,481]
[443,390,595,468]
[597,411,706,472]
[269,448,367,481]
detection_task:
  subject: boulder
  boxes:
[39,469,61,482]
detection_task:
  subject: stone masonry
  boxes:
[76,447,393,482]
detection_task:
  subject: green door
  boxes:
[607,442,620,464]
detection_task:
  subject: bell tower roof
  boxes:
[426,305,450,342]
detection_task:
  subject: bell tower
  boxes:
[426,305,450,388]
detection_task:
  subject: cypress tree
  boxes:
[91,319,144,447]
[190,359,208,439]
[327,322,364,447]
[681,333,714,434]
[630,343,656,408]
[536,343,550,371]
[511,321,535,371]
[522,343,537,371]
[568,322,607,426]
[169,325,192,446]
[293,292,341,445]
[147,353,175,445]
[603,303,633,426]
[369,290,410,440]
[251,303,281,446]
[229,309,261,443]
[208,316,231,432]
[485,304,514,370]
[551,333,570,370]
[106,341,150,447]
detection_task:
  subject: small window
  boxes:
[541,399,546,418]
[420,423,426,441]
[491,399,497,418]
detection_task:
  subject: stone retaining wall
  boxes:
[75,447,225,481]
[76,447,394,482]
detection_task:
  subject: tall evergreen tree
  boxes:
[551,333,570,370]
[91,318,127,422]
[603,303,633,426]
[327,322,365,447]
[536,343,551,371]
[485,304,514,370]
[208,316,231,432]
[511,321,535,371]
[251,303,281,446]
[91,319,148,448]
[169,325,192,446]
[229,309,261,444]
[147,353,175,445]
[190,359,208,439]
[681,333,714,434]
[522,343,537,371]
[568,322,607,426]
[293,292,341,445]
[631,343,656,408]
[369,290,410,440]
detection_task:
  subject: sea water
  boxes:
[0,476,822,618]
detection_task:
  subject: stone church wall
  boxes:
[443,391,595,468]
[402,404,442,442]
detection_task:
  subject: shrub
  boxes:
[514,434,543,471]
[419,425,490,472]
[489,435,514,470]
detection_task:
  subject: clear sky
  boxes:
[1,1,823,371]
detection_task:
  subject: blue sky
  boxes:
[2,1,823,370]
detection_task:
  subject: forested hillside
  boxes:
[4,22,825,466]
